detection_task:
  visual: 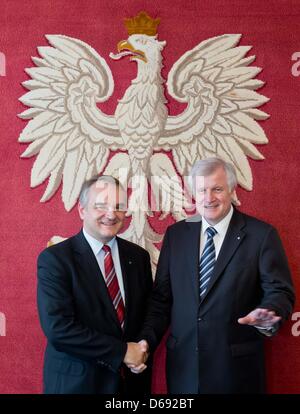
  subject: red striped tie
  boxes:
[102,245,125,328]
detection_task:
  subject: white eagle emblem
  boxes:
[18,12,269,264]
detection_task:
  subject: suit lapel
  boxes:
[200,210,246,303]
[71,231,122,331]
[185,216,202,304]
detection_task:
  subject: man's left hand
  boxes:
[238,308,281,328]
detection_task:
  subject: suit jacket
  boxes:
[37,230,153,394]
[140,209,295,394]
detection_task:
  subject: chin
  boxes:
[205,211,217,218]
[204,214,219,224]
[102,231,115,238]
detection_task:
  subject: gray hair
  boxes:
[189,157,238,193]
[79,175,124,208]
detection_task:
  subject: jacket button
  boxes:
[198,317,202,321]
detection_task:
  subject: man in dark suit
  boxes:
[137,157,295,393]
[37,175,152,394]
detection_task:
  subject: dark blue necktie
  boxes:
[199,227,217,298]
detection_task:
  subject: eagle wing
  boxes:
[18,35,125,210]
[157,34,269,190]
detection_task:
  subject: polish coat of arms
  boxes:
[18,12,269,264]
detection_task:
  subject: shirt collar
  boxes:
[201,205,234,236]
[82,228,116,256]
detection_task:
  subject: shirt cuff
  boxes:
[254,325,276,336]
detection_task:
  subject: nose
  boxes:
[105,206,116,219]
[205,189,215,203]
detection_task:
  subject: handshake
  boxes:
[124,340,149,374]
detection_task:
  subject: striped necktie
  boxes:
[102,245,125,328]
[199,227,217,298]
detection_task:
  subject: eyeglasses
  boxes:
[93,202,127,212]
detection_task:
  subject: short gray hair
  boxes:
[189,157,238,193]
[79,175,124,208]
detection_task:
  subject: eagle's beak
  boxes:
[117,40,147,63]
[117,40,134,53]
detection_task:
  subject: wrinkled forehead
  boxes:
[90,181,126,204]
[194,167,229,188]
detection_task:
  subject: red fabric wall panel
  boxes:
[0,0,299,393]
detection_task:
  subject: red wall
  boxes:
[0,0,299,393]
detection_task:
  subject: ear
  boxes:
[231,190,241,206]
[78,202,85,220]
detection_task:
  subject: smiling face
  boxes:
[195,166,233,225]
[78,181,126,243]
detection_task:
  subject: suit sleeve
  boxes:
[143,250,154,300]
[138,229,172,351]
[37,249,127,372]
[257,227,295,321]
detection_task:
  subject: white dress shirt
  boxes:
[199,205,234,259]
[82,228,125,304]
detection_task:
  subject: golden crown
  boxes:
[124,12,160,36]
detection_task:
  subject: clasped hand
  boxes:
[124,340,149,374]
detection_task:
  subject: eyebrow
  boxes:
[94,202,126,209]
[94,202,106,206]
